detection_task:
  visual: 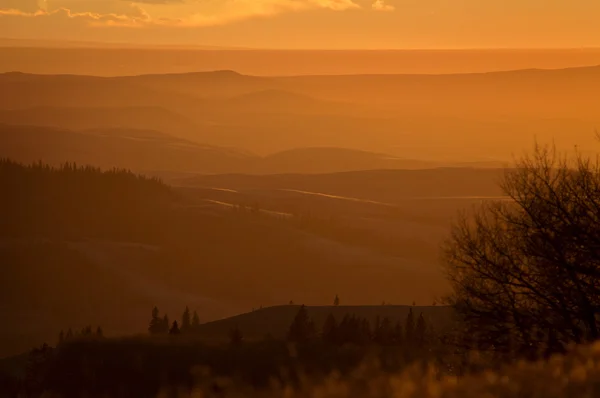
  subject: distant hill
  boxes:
[221,89,358,115]
[194,305,454,342]
[257,147,433,173]
[0,122,507,174]
[122,70,272,99]
[0,106,200,138]
[254,147,505,174]
[0,160,455,358]
[1,67,599,159]
[0,124,253,174]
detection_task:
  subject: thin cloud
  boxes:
[0,0,361,28]
[0,7,150,27]
[372,0,394,12]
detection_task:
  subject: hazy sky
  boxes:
[0,0,599,49]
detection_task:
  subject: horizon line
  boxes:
[1,38,600,52]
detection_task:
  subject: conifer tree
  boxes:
[360,318,372,345]
[322,313,338,344]
[96,326,104,338]
[378,317,393,345]
[66,328,73,340]
[192,311,200,331]
[334,294,340,306]
[148,306,163,334]
[287,305,315,343]
[374,316,381,339]
[169,320,181,335]
[405,308,415,343]
[393,320,403,345]
[181,306,191,332]
[161,315,170,334]
[416,313,427,347]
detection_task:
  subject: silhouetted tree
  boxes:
[96,326,104,338]
[405,308,415,344]
[416,313,427,347]
[360,318,372,344]
[375,317,393,345]
[334,294,340,306]
[181,306,191,332]
[322,313,338,344]
[169,321,181,335]
[192,311,200,331]
[443,143,600,357]
[392,320,403,345]
[161,315,170,334]
[66,328,73,340]
[148,306,164,335]
[287,305,316,343]
[57,330,64,346]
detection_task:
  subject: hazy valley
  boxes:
[2,44,600,398]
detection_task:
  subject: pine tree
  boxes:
[374,316,381,340]
[378,317,393,345]
[322,313,338,344]
[334,294,340,306]
[393,320,403,345]
[169,320,181,335]
[359,318,372,345]
[148,306,163,334]
[287,305,315,343]
[416,313,427,347]
[181,306,191,332]
[66,328,73,340]
[405,308,415,343]
[192,311,200,331]
[337,315,351,345]
[96,326,104,338]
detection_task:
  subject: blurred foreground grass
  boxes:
[165,342,600,398]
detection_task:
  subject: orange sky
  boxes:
[0,0,599,49]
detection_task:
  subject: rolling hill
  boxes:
[1,160,482,358]
[2,67,598,160]
[190,304,454,343]
[0,122,508,174]
[0,106,200,138]
[0,124,253,174]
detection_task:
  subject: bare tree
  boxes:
[443,142,600,360]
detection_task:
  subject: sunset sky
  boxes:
[0,0,599,49]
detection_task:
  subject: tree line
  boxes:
[0,158,174,240]
[148,306,201,335]
[287,305,432,347]
[144,303,435,350]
